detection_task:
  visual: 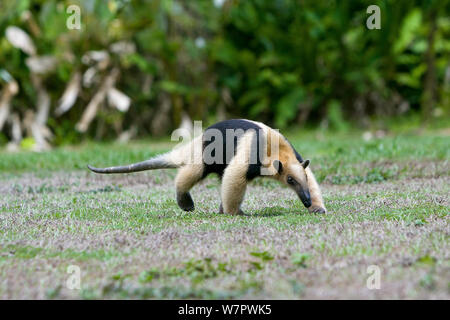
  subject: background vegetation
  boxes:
[0,0,449,150]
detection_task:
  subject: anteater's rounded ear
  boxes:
[273,160,283,174]
[302,159,310,169]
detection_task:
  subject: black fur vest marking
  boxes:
[201,119,263,180]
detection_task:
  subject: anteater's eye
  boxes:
[287,176,295,185]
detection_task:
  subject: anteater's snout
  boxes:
[304,198,312,208]
[298,189,312,208]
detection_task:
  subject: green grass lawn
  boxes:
[0,129,448,299]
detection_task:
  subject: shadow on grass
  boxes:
[247,206,298,217]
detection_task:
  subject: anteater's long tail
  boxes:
[88,135,202,174]
[87,154,178,174]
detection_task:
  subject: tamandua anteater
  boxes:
[88,119,327,215]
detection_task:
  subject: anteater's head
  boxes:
[273,159,312,208]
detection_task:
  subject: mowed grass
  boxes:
[0,129,448,299]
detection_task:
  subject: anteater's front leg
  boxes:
[305,167,327,214]
[175,164,203,211]
[220,164,248,215]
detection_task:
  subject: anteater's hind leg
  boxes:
[175,164,204,211]
[305,167,327,214]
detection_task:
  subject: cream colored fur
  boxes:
[220,131,255,215]
[305,167,326,213]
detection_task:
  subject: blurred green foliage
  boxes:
[0,0,449,144]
